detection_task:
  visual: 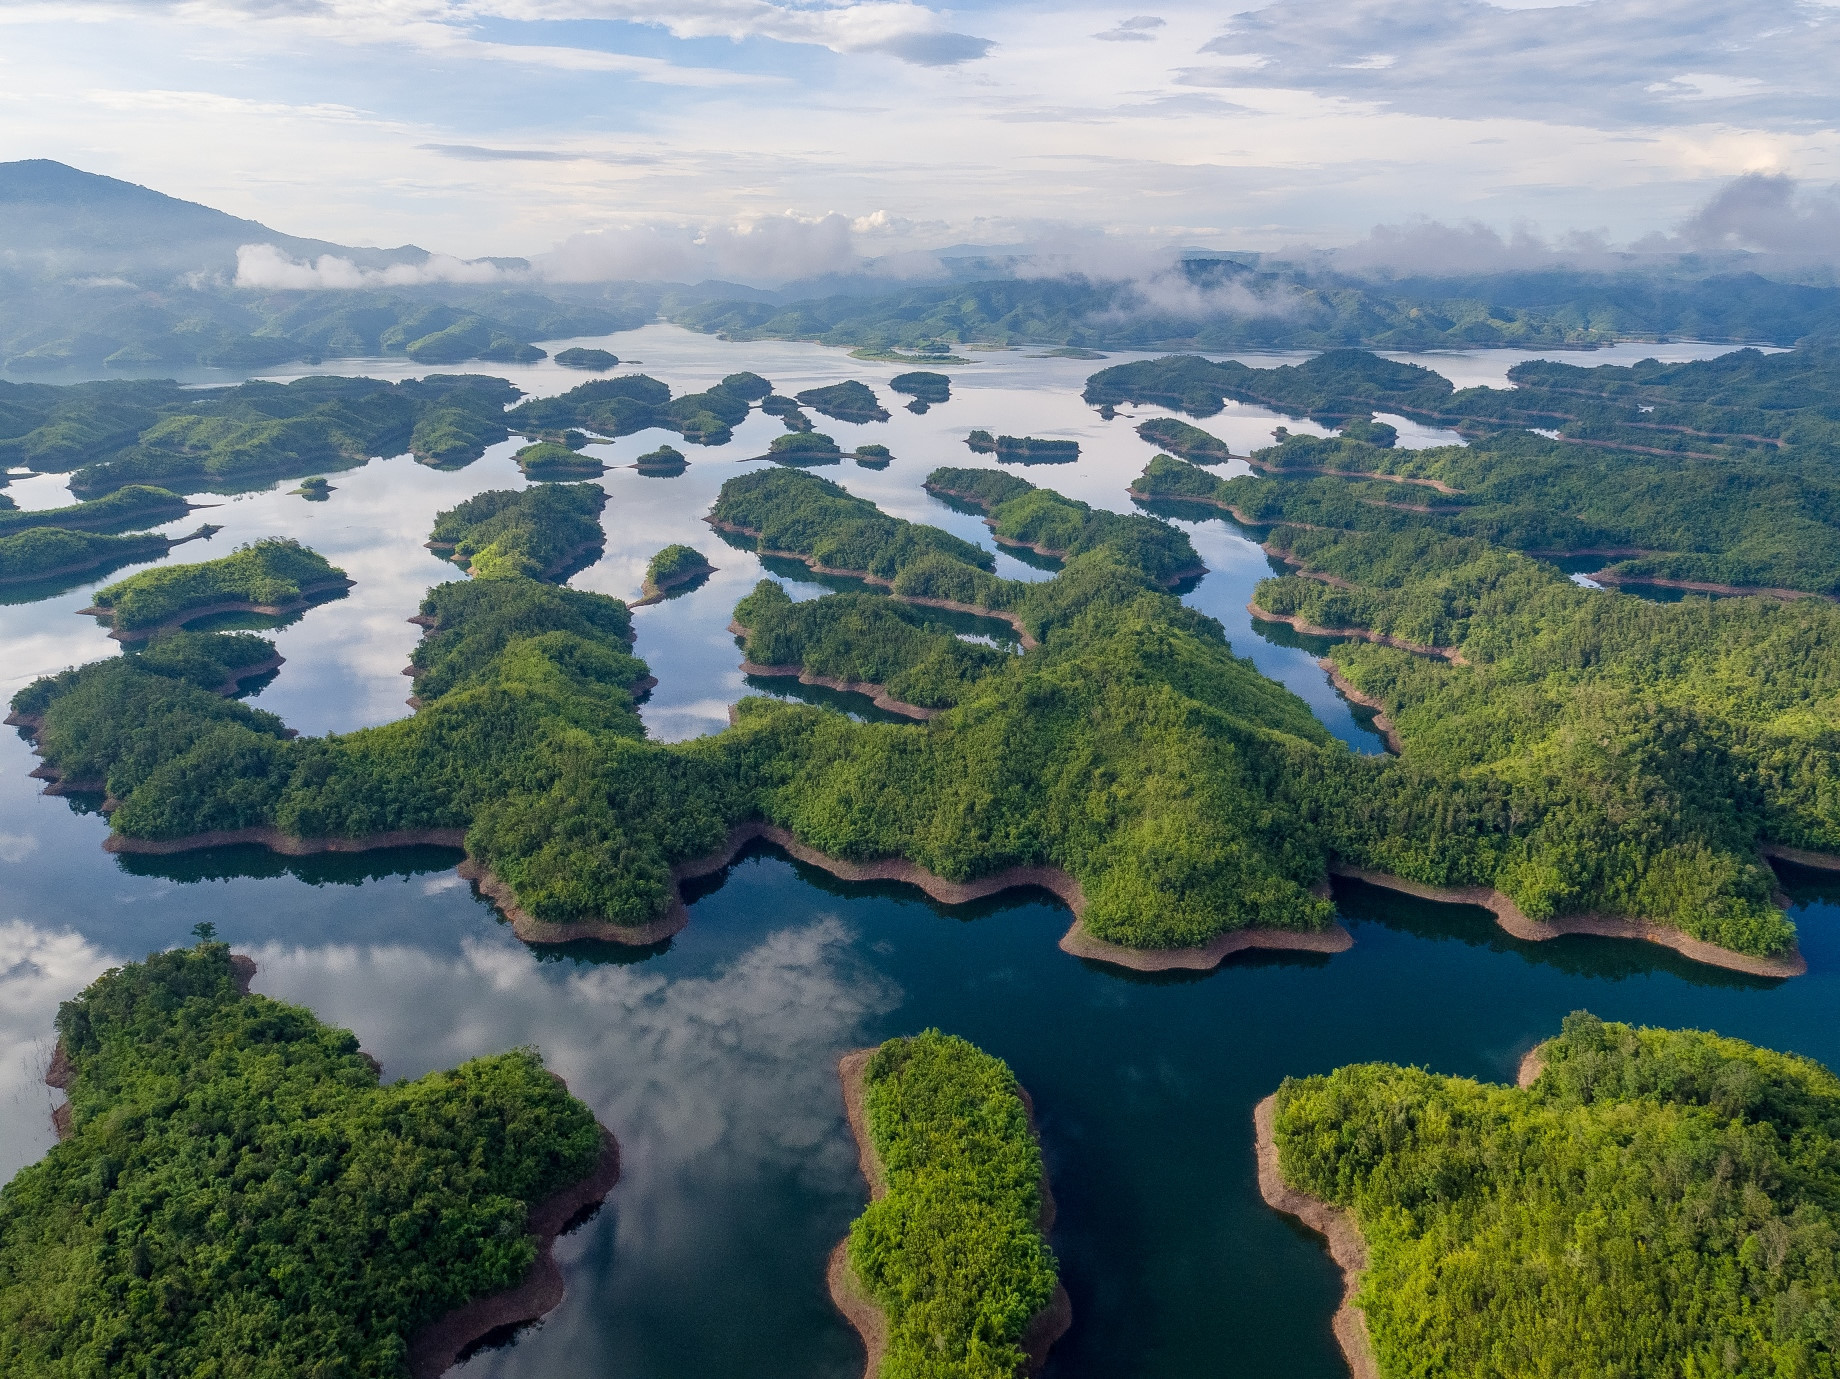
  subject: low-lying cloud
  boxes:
[532,210,934,286]
[234,243,512,290]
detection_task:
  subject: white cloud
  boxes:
[0,833,40,864]
[0,921,117,1181]
[1093,14,1165,41]
[234,242,513,288]
[534,211,862,284]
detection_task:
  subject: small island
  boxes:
[81,537,351,640]
[965,431,1080,463]
[764,431,844,465]
[853,443,892,468]
[1136,417,1231,463]
[635,543,715,605]
[1263,1013,1840,1379]
[633,443,688,476]
[832,1031,1068,1379]
[0,526,174,587]
[554,346,619,369]
[1,939,618,1379]
[795,380,891,424]
[516,440,606,480]
[291,475,334,500]
[889,371,951,405]
[426,482,607,581]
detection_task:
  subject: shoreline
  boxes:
[1516,1041,1547,1088]
[830,1049,1071,1379]
[633,559,716,607]
[1317,660,1401,752]
[406,1122,622,1379]
[728,616,938,719]
[1249,603,1465,663]
[1587,569,1827,602]
[1328,863,1807,978]
[923,487,1207,590]
[1761,842,1840,872]
[1058,915,1354,972]
[82,575,355,642]
[1253,1094,1379,1379]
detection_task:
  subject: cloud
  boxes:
[1669,172,1840,258]
[234,243,512,289]
[0,921,117,1181]
[534,211,865,284]
[0,833,40,864]
[417,143,662,165]
[1093,14,1164,41]
[1319,216,1622,276]
[1189,0,1838,129]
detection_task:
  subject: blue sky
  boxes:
[1,0,1836,279]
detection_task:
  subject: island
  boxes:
[889,370,951,405]
[764,431,844,464]
[554,346,619,369]
[0,526,177,587]
[509,372,762,447]
[795,380,891,424]
[854,443,892,468]
[633,444,688,476]
[292,475,333,500]
[426,482,607,580]
[1262,1012,1840,1379]
[1137,416,1231,463]
[635,543,714,605]
[81,537,351,640]
[832,1031,1068,1379]
[516,440,606,480]
[0,939,618,1379]
[0,483,195,535]
[965,431,1080,463]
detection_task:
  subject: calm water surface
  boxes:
[4,327,1821,1379]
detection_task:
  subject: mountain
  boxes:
[0,159,430,281]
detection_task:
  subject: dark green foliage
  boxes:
[1340,417,1397,447]
[515,441,604,479]
[9,630,276,720]
[717,371,772,401]
[1087,350,1453,420]
[507,373,750,446]
[890,371,951,403]
[992,436,1079,464]
[734,581,1006,709]
[760,393,802,417]
[0,526,167,584]
[926,467,1200,586]
[794,380,889,423]
[1136,416,1232,462]
[427,484,605,580]
[848,1031,1059,1379]
[966,429,996,453]
[554,347,619,369]
[633,444,686,474]
[1272,1014,1840,1379]
[0,941,603,1378]
[767,431,842,463]
[645,544,710,590]
[91,538,346,633]
[0,484,189,536]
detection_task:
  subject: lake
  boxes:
[3,326,1827,1378]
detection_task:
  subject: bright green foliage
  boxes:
[1136,416,1231,462]
[794,380,889,423]
[48,375,523,497]
[515,441,605,479]
[91,538,345,633]
[849,1031,1059,1379]
[427,484,606,580]
[890,371,951,403]
[926,467,1200,585]
[734,581,1007,709]
[10,630,277,720]
[769,431,843,461]
[0,941,603,1378]
[1272,1013,1840,1379]
[645,544,710,589]
[0,484,189,536]
[712,468,994,582]
[0,526,167,584]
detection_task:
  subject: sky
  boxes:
[1,0,1837,277]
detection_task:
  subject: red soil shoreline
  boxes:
[1328,863,1807,977]
[1317,660,1402,752]
[727,615,938,719]
[830,1049,1071,1379]
[632,559,716,607]
[1254,1094,1379,1379]
[1249,603,1466,663]
[81,575,355,641]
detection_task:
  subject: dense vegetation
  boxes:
[508,371,764,446]
[89,538,346,635]
[0,484,190,535]
[1272,1012,1840,1378]
[8,628,280,722]
[643,544,711,596]
[553,347,619,369]
[890,371,951,404]
[848,1031,1059,1379]
[426,483,606,580]
[1137,417,1231,463]
[0,374,522,496]
[767,431,843,463]
[794,380,889,423]
[0,525,170,586]
[0,940,604,1376]
[1121,339,1840,595]
[515,441,604,479]
[926,466,1201,585]
[633,444,686,475]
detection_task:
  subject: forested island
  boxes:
[426,483,607,581]
[794,380,890,424]
[965,431,1080,464]
[0,940,616,1377]
[516,440,606,479]
[1265,1013,1840,1378]
[554,346,619,369]
[511,370,769,446]
[637,543,714,604]
[83,537,350,638]
[833,1031,1067,1378]
[0,525,176,588]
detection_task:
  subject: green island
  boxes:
[516,440,606,479]
[854,443,892,468]
[794,380,890,424]
[966,431,1080,464]
[510,372,762,447]
[0,484,193,535]
[292,474,333,500]
[637,543,714,604]
[0,526,174,588]
[633,443,687,475]
[834,1031,1066,1379]
[1112,341,1840,595]
[1265,1012,1840,1379]
[890,370,951,404]
[426,482,607,580]
[84,537,350,638]
[760,394,813,431]
[553,346,619,369]
[1137,416,1231,463]
[12,464,1822,969]
[0,374,523,497]
[766,431,844,464]
[0,939,614,1378]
